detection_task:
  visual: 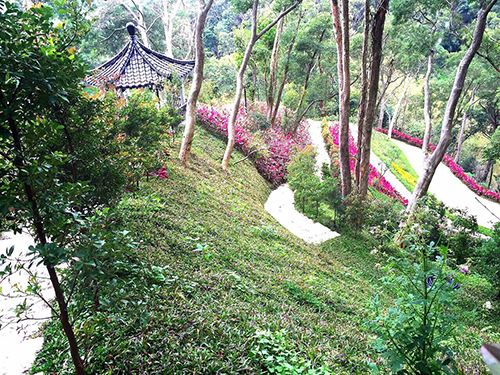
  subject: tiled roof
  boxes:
[85,24,195,90]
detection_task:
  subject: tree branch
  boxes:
[256,0,302,40]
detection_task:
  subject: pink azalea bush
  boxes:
[329,123,408,205]
[196,104,311,186]
[376,128,500,203]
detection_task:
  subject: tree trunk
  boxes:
[355,0,370,186]
[178,0,214,164]
[358,0,390,197]
[481,158,493,182]
[121,3,150,48]
[161,0,183,57]
[6,114,86,375]
[422,51,434,158]
[293,29,326,131]
[455,85,478,163]
[270,14,302,125]
[331,0,351,197]
[408,1,496,211]
[388,75,409,138]
[377,99,386,129]
[221,0,302,169]
[266,17,284,121]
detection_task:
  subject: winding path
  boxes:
[0,231,53,375]
[264,120,339,244]
[389,138,500,228]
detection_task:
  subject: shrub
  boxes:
[366,239,462,374]
[476,223,500,300]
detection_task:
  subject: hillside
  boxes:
[32,126,498,374]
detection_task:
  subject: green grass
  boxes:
[372,131,419,193]
[33,126,499,374]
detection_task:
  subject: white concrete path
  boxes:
[0,232,52,375]
[264,120,340,244]
[265,185,340,244]
[390,139,500,229]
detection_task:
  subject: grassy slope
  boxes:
[113,127,384,373]
[371,131,419,192]
[36,126,496,374]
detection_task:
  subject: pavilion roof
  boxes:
[85,23,195,91]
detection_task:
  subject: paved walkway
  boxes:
[264,120,340,244]
[390,139,500,228]
[0,231,52,375]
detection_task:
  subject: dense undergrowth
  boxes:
[31,125,499,374]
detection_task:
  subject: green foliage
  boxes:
[366,239,462,374]
[288,148,345,229]
[403,196,479,266]
[250,329,331,374]
[475,222,500,291]
[103,90,182,189]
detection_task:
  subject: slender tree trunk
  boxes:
[162,0,183,57]
[355,0,370,186]
[331,0,351,196]
[388,75,409,138]
[270,14,302,125]
[7,114,86,375]
[293,29,326,131]
[408,1,497,211]
[358,0,390,197]
[422,51,434,158]
[121,3,150,48]
[266,17,284,121]
[455,85,478,163]
[481,158,493,182]
[377,99,386,129]
[178,0,214,164]
[221,0,302,169]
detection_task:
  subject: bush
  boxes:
[476,223,500,300]
[366,238,463,374]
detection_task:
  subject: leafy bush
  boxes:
[366,239,462,374]
[476,222,500,299]
[103,90,181,189]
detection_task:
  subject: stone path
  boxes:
[0,231,52,375]
[264,120,339,244]
[390,138,500,228]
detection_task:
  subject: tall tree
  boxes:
[354,0,370,185]
[178,0,215,164]
[266,17,284,121]
[408,0,498,211]
[358,0,390,197]
[330,0,351,196]
[221,0,302,170]
[269,14,302,125]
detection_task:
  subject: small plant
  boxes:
[249,329,330,374]
[366,236,462,374]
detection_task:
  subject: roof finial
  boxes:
[126,22,136,37]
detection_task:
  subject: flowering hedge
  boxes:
[376,128,500,203]
[196,104,310,187]
[327,123,408,205]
